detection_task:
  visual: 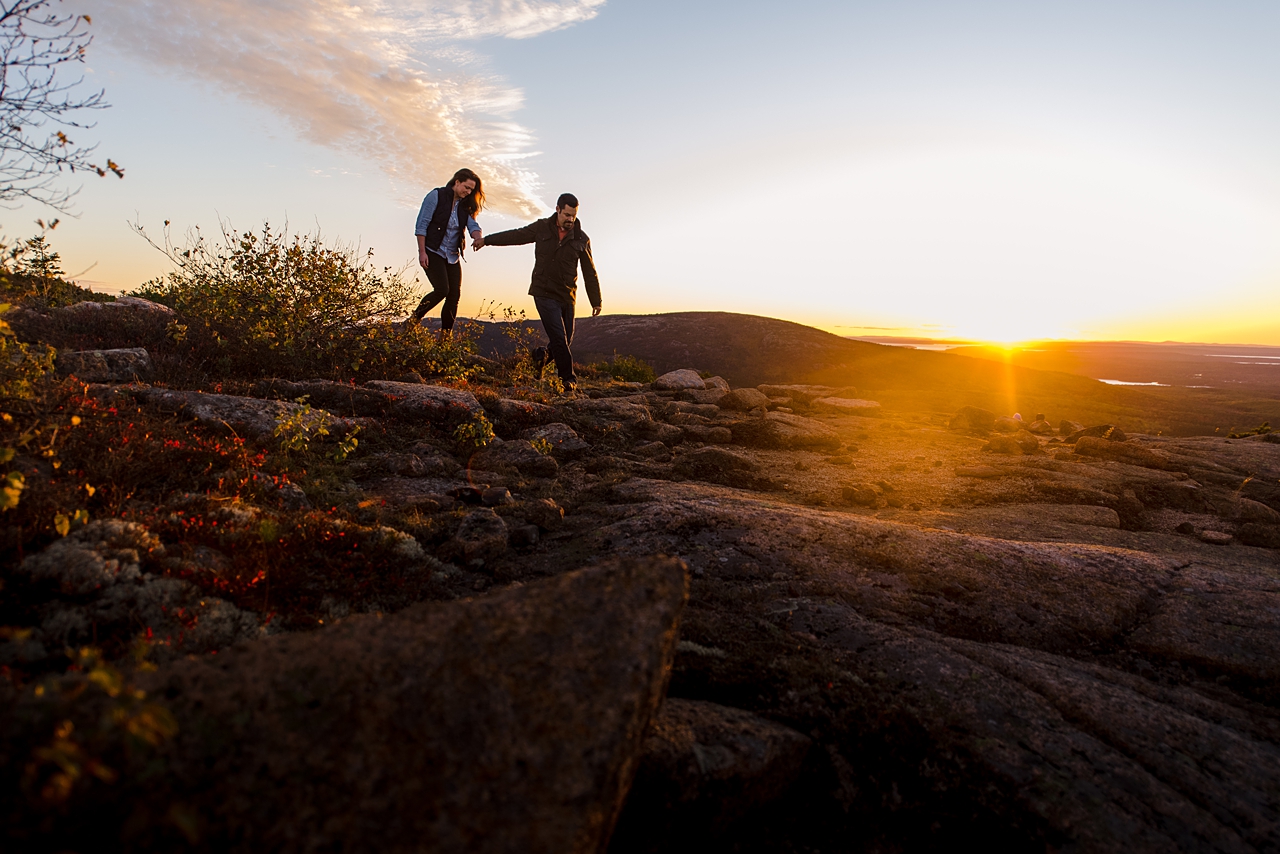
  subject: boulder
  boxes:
[514,498,565,531]
[523,423,590,460]
[841,484,879,506]
[730,412,841,451]
[364,381,484,421]
[950,406,997,434]
[481,486,514,507]
[1073,437,1180,471]
[132,388,355,441]
[484,397,557,427]
[652,370,706,391]
[672,447,759,486]
[470,439,559,478]
[55,347,153,383]
[809,397,882,416]
[1059,419,1086,436]
[992,416,1025,433]
[637,421,687,445]
[612,699,811,848]
[1066,424,1128,444]
[1198,530,1233,545]
[64,295,176,316]
[717,388,772,412]
[1233,497,1280,525]
[452,508,510,563]
[703,376,731,392]
[1028,419,1054,435]
[12,557,688,852]
[756,384,836,405]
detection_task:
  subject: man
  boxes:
[477,193,601,392]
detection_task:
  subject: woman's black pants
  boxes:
[413,253,461,330]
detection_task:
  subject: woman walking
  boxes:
[409,168,485,337]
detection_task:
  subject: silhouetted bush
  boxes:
[131,222,475,381]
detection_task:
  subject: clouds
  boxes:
[86,0,605,216]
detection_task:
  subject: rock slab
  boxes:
[730,411,841,451]
[364,380,484,420]
[612,699,812,850]
[132,389,355,441]
[56,347,154,383]
[131,556,689,853]
[809,396,881,416]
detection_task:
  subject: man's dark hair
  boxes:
[556,193,579,210]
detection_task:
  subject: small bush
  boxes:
[452,412,495,453]
[590,352,656,384]
[1228,421,1272,438]
[0,304,54,398]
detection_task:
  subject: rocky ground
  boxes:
[3,349,1279,852]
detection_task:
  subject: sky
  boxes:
[13,0,1280,345]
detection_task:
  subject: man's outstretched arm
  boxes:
[482,221,541,247]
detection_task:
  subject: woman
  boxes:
[410,168,485,337]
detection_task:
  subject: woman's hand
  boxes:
[471,233,485,251]
[419,249,431,270]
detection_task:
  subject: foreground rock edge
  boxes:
[9,556,689,853]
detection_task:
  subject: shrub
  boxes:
[590,352,656,384]
[130,222,476,382]
[0,304,54,398]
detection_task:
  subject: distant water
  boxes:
[1099,379,1170,386]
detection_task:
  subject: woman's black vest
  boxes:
[424,186,476,255]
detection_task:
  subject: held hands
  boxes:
[471,233,485,251]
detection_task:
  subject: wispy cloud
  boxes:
[87,0,606,216]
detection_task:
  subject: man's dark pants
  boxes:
[533,295,577,387]
[413,254,462,330]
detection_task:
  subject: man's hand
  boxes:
[419,249,430,270]
[471,234,485,251]
[592,305,602,317]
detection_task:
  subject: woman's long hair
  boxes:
[448,168,485,214]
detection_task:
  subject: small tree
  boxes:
[0,0,123,210]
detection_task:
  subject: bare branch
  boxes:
[0,0,122,211]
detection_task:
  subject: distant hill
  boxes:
[569,312,1279,436]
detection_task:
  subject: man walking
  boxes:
[477,193,601,392]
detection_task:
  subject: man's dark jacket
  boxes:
[484,215,601,308]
